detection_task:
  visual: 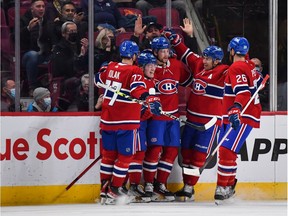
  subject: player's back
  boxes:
[96,62,147,130]
[223,60,262,128]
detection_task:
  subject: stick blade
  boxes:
[204,116,217,130]
[183,167,201,177]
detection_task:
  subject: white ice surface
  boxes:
[1,200,287,216]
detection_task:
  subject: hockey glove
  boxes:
[141,105,153,120]
[228,103,242,130]
[145,96,162,116]
[163,30,181,46]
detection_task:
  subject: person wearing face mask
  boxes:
[49,1,88,45]
[1,78,18,112]
[27,87,57,112]
[51,21,88,111]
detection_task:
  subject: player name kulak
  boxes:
[108,70,120,79]
[0,129,100,161]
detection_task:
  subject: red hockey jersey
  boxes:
[153,58,193,121]
[223,60,262,128]
[174,42,229,126]
[95,62,148,130]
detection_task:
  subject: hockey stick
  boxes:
[97,82,217,131]
[183,74,270,177]
[66,155,102,190]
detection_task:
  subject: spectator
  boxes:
[1,78,17,112]
[131,16,198,53]
[80,0,127,32]
[75,74,102,111]
[94,26,119,72]
[20,0,53,95]
[131,18,163,51]
[51,21,88,111]
[135,0,187,21]
[27,87,57,112]
[45,0,72,21]
[49,1,87,45]
[251,57,269,111]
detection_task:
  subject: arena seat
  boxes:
[148,7,180,27]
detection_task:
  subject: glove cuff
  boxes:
[228,103,242,111]
[140,92,149,100]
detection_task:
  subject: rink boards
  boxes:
[0,112,287,205]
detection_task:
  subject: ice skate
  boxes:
[174,184,195,202]
[128,184,151,203]
[152,181,175,202]
[100,180,109,205]
[214,179,237,205]
[105,186,130,205]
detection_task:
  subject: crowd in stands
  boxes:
[1,0,193,112]
[0,0,270,112]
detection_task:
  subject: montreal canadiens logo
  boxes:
[157,79,178,95]
[192,79,207,95]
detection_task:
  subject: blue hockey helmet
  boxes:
[119,40,139,58]
[151,36,170,51]
[203,45,224,62]
[138,50,157,67]
[228,37,250,55]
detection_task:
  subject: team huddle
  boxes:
[94,30,264,205]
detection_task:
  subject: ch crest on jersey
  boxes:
[192,79,208,95]
[156,79,178,95]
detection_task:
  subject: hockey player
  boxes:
[142,36,193,202]
[95,40,162,205]
[214,37,263,205]
[163,29,229,201]
[126,50,158,203]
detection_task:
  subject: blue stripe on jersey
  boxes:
[234,84,250,95]
[205,84,224,98]
[180,73,193,87]
[224,85,233,95]
[131,81,145,92]
[181,48,191,65]
[95,73,100,84]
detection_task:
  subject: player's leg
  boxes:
[143,120,165,198]
[176,124,219,201]
[105,129,138,205]
[99,130,118,204]
[215,123,253,205]
[153,120,180,202]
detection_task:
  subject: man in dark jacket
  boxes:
[20,0,53,94]
[51,21,88,111]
